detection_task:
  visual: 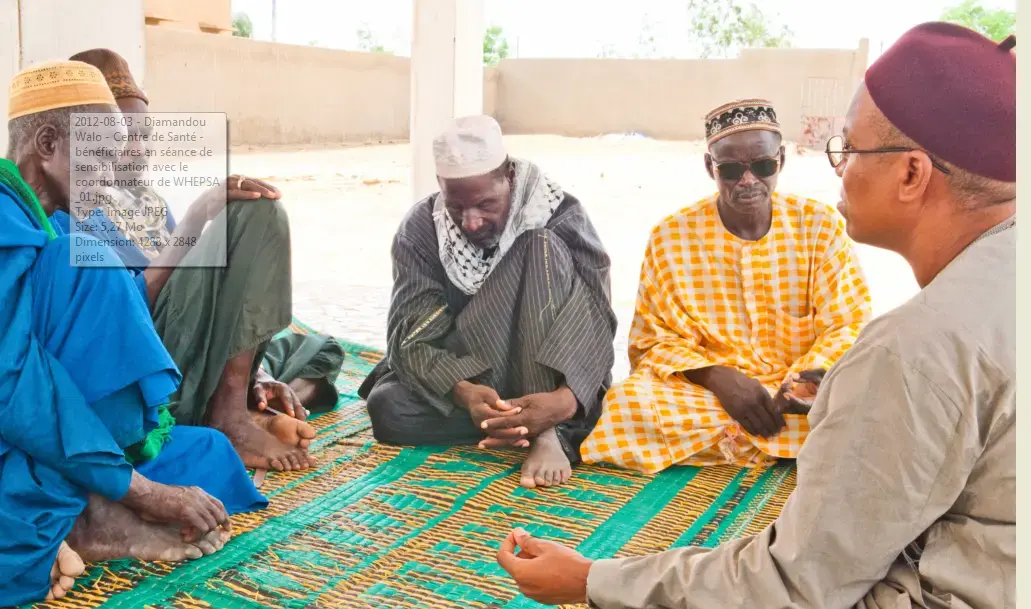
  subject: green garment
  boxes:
[124,405,176,465]
[154,198,293,426]
[262,332,345,414]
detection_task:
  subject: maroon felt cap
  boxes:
[865,22,1016,182]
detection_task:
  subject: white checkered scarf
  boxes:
[433,158,564,295]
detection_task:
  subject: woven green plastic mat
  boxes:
[28,320,796,609]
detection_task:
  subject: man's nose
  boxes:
[738,169,760,187]
[463,211,484,233]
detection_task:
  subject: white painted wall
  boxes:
[1,0,145,154]
[19,0,145,77]
[0,0,21,155]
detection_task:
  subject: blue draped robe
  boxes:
[0,167,265,606]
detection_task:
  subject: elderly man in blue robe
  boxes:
[0,61,267,606]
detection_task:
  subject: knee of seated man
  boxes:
[228,197,290,245]
[365,382,416,444]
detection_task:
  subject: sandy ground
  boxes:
[230,135,920,381]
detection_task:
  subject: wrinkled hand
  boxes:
[480,387,577,440]
[496,528,592,605]
[252,375,307,421]
[452,381,529,449]
[227,174,280,203]
[189,174,281,223]
[701,367,785,438]
[123,473,230,542]
[773,368,827,415]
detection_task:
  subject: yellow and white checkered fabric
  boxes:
[581,193,872,474]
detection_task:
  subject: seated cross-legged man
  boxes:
[29,48,344,473]
[581,99,873,474]
[1,61,266,606]
[359,116,618,488]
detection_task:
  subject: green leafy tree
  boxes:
[941,0,1016,41]
[356,24,392,54]
[483,25,510,66]
[687,0,793,58]
[232,12,253,38]
[633,17,659,58]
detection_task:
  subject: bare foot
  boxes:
[45,542,85,601]
[67,495,209,563]
[207,349,313,471]
[253,410,317,450]
[519,428,572,489]
[211,408,316,471]
[191,527,232,556]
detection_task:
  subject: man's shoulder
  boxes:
[395,196,436,239]
[0,183,47,243]
[852,276,1013,394]
[648,195,718,238]
[546,193,607,245]
[773,192,846,236]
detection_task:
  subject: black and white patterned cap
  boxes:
[704,99,780,146]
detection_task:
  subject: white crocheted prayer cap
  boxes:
[433,115,507,179]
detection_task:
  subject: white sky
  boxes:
[232,0,1016,62]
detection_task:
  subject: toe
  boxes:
[299,438,312,449]
[59,542,85,575]
[534,473,548,487]
[195,539,217,555]
[269,457,286,471]
[58,575,75,590]
[291,450,311,470]
[184,545,203,560]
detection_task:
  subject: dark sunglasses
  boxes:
[712,158,780,181]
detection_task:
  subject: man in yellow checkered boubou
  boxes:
[581,99,873,474]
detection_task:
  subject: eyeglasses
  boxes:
[825,135,951,174]
[712,158,781,181]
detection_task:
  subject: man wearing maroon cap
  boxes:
[493,22,1016,609]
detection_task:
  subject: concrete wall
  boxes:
[143,26,866,146]
[495,48,865,142]
[146,27,412,145]
[146,0,232,34]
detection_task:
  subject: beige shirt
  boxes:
[587,219,1015,609]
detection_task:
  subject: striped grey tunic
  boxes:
[360,193,617,449]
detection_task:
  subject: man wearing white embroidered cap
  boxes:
[359,115,617,488]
